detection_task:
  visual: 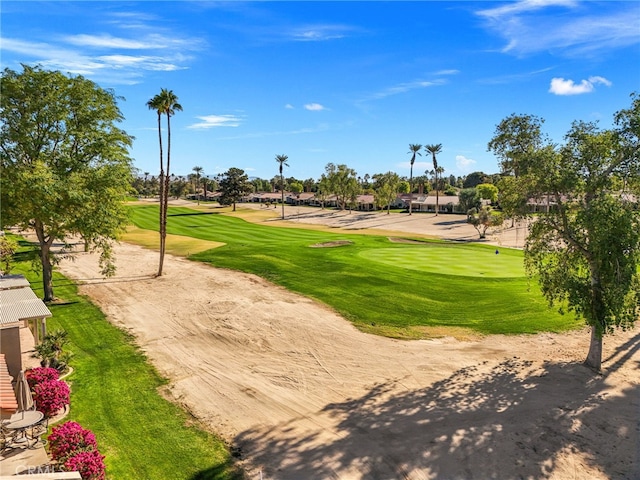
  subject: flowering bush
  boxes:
[26,367,60,390]
[48,422,98,461]
[49,422,106,480]
[63,450,106,480]
[33,379,70,418]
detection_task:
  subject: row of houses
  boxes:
[245,192,465,213]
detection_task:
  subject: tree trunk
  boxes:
[584,325,602,371]
[157,112,165,277]
[34,221,56,302]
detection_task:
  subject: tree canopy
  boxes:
[488,93,640,370]
[0,65,133,301]
[218,167,252,211]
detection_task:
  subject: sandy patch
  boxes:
[56,204,639,480]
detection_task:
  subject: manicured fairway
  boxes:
[128,205,581,337]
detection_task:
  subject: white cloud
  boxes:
[304,103,326,111]
[187,115,243,129]
[285,104,295,109]
[434,69,460,76]
[549,76,612,95]
[367,79,446,101]
[289,24,355,42]
[476,1,640,57]
[456,155,476,173]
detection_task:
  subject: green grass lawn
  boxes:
[11,238,241,480]
[129,205,581,337]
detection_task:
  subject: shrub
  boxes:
[25,367,59,390]
[33,379,70,418]
[48,421,98,461]
[32,330,73,373]
[63,450,106,480]
[49,422,105,480]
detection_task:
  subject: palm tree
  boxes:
[275,154,289,219]
[408,144,422,215]
[192,166,203,205]
[425,144,443,216]
[147,89,182,276]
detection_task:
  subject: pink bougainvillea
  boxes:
[48,421,98,461]
[33,379,70,418]
[49,421,106,480]
[63,450,106,480]
[25,367,59,390]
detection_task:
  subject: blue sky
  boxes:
[2,1,639,182]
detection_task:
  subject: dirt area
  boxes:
[56,203,639,479]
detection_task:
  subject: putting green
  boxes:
[359,245,526,278]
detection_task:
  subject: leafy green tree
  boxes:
[146,89,182,276]
[458,188,481,213]
[275,154,289,219]
[476,183,499,203]
[324,163,360,210]
[487,113,546,177]
[489,94,640,370]
[407,144,422,215]
[218,167,252,211]
[425,144,443,215]
[0,65,133,301]
[0,235,18,274]
[468,206,504,239]
[496,175,529,226]
[463,171,492,188]
[289,181,304,194]
[373,172,402,214]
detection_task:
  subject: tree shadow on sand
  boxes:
[236,335,639,479]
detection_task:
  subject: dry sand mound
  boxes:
[57,207,639,479]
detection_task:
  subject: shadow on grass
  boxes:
[168,211,219,217]
[189,461,245,480]
[235,334,639,479]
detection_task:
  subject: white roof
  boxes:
[0,275,52,326]
[0,274,31,290]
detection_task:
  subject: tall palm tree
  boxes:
[275,154,289,219]
[192,166,203,205]
[425,144,443,216]
[408,144,422,215]
[147,89,182,276]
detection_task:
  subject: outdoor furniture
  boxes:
[1,410,45,449]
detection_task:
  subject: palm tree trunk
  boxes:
[160,113,172,276]
[409,165,413,216]
[435,171,439,216]
[156,112,165,277]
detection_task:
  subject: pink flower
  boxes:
[33,379,70,418]
[63,449,106,480]
[25,367,60,390]
[48,421,98,461]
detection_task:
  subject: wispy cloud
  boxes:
[216,124,330,141]
[187,115,244,129]
[549,76,612,95]
[477,67,554,85]
[1,11,204,85]
[288,24,356,42]
[304,103,327,111]
[476,0,640,56]
[365,79,446,102]
[284,104,295,109]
